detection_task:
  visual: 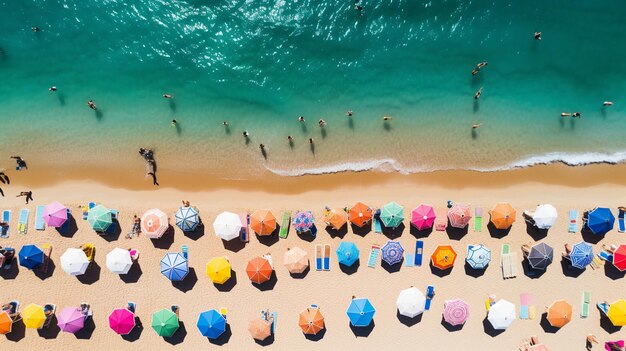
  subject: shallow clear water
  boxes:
[1,0,625,178]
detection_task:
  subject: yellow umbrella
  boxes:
[23,303,46,329]
[206,257,231,284]
[608,299,626,326]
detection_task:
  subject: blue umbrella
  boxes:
[160,253,189,281]
[587,207,615,235]
[197,309,226,339]
[381,241,404,265]
[175,207,200,232]
[18,244,44,269]
[466,244,491,269]
[346,298,375,327]
[336,242,359,267]
[570,242,594,269]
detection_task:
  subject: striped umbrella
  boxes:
[87,204,112,232]
[292,211,314,233]
[380,201,404,228]
[160,252,189,281]
[443,299,470,326]
[528,242,553,270]
[448,203,472,228]
[57,307,85,333]
[466,244,491,269]
[175,206,200,232]
[411,204,436,230]
[141,208,169,239]
[570,242,593,269]
[43,201,68,228]
[381,241,404,265]
[197,309,226,339]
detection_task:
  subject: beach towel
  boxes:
[373,216,382,233]
[519,305,529,319]
[474,207,483,232]
[405,254,414,267]
[1,210,10,238]
[315,245,323,271]
[528,306,536,320]
[415,240,424,266]
[279,211,291,239]
[581,291,591,318]
[18,208,29,235]
[35,205,45,230]
[569,210,578,233]
[323,244,330,270]
[619,208,626,233]
[367,245,380,268]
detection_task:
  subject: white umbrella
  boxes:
[106,248,133,274]
[213,211,242,241]
[60,248,90,276]
[487,299,516,330]
[396,287,426,318]
[532,204,558,229]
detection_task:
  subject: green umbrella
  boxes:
[151,308,179,337]
[380,201,404,228]
[87,204,113,232]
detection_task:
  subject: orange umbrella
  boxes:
[246,256,273,284]
[248,317,271,341]
[0,311,12,334]
[299,307,324,335]
[250,210,276,236]
[349,202,372,227]
[490,203,517,230]
[546,300,572,328]
[431,245,457,270]
[324,208,348,230]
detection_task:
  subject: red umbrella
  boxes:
[613,245,626,271]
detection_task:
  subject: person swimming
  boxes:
[222,121,229,126]
[572,112,581,118]
[49,86,57,92]
[259,143,265,150]
[383,116,393,121]
[309,138,314,144]
[477,62,488,69]
[87,100,97,110]
[534,31,542,40]
[298,116,305,122]
[561,112,571,117]
[474,87,483,100]
[318,119,326,127]
[31,27,41,32]
[604,101,614,106]
[163,94,172,99]
[242,130,249,138]
[346,110,353,117]
[171,119,178,126]
[287,135,293,142]
[472,124,482,129]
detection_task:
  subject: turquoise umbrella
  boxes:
[380,202,404,228]
[346,298,375,327]
[337,242,359,267]
[87,204,113,232]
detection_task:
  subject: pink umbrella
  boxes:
[141,208,169,239]
[108,308,135,335]
[57,307,85,333]
[43,201,68,228]
[447,203,472,229]
[443,299,469,326]
[411,204,436,230]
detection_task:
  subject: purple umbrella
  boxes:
[57,307,85,333]
[443,299,469,326]
[43,201,68,228]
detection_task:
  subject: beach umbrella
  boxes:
[349,202,372,227]
[175,206,200,232]
[487,300,516,330]
[284,247,309,274]
[411,204,436,231]
[248,317,272,341]
[60,248,90,276]
[160,252,189,281]
[106,248,133,274]
[299,307,324,335]
[587,207,615,235]
[18,244,44,269]
[570,242,594,269]
[57,307,84,333]
[213,211,242,241]
[431,245,457,270]
[151,308,179,337]
[197,309,226,339]
[336,241,360,267]
[23,303,46,329]
[206,257,231,284]
[246,256,273,284]
[87,204,112,232]
[443,299,470,326]
[528,242,554,270]
[612,245,626,271]
[108,308,135,335]
[346,298,375,327]
[532,204,558,229]
[546,300,572,328]
[381,241,404,265]
[490,203,517,230]
[608,299,626,326]
[325,208,348,230]
[380,201,404,228]
[250,210,276,236]
[396,287,426,318]
[43,201,68,228]
[466,244,491,269]
[448,203,472,228]
[292,211,314,233]
[141,208,169,239]
[0,311,11,334]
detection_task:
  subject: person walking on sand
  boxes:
[87,100,97,110]
[287,135,293,142]
[586,334,598,350]
[309,137,314,144]
[147,172,159,186]
[0,187,4,197]
[163,93,172,99]
[534,31,542,40]
[16,191,33,204]
[474,87,483,100]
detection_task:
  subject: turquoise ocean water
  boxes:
[1,0,625,179]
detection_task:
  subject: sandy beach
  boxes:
[1,165,626,350]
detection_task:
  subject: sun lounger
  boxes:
[619,208,626,233]
[315,245,323,271]
[239,214,249,242]
[590,256,605,270]
[263,254,274,268]
[279,211,291,239]
[182,245,188,259]
[528,306,536,320]
[41,244,52,273]
[599,251,613,262]
[520,305,529,319]
[474,207,483,232]
[425,285,435,310]
[597,302,609,316]
[501,251,517,279]
[435,216,447,231]
[220,307,227,320]
[323,245,330,271]
[367,245,380,268]
[405,254,414,267]
[271,311,277,333]
[581,291,590,318]
[127,302,136,313]
[17,209,29,235]
[373,213,382,233]
[35,205,45,231]
[82,243,95,261]
[568,210,578,233]
[1,210,10,238]
[415,240,424,266]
